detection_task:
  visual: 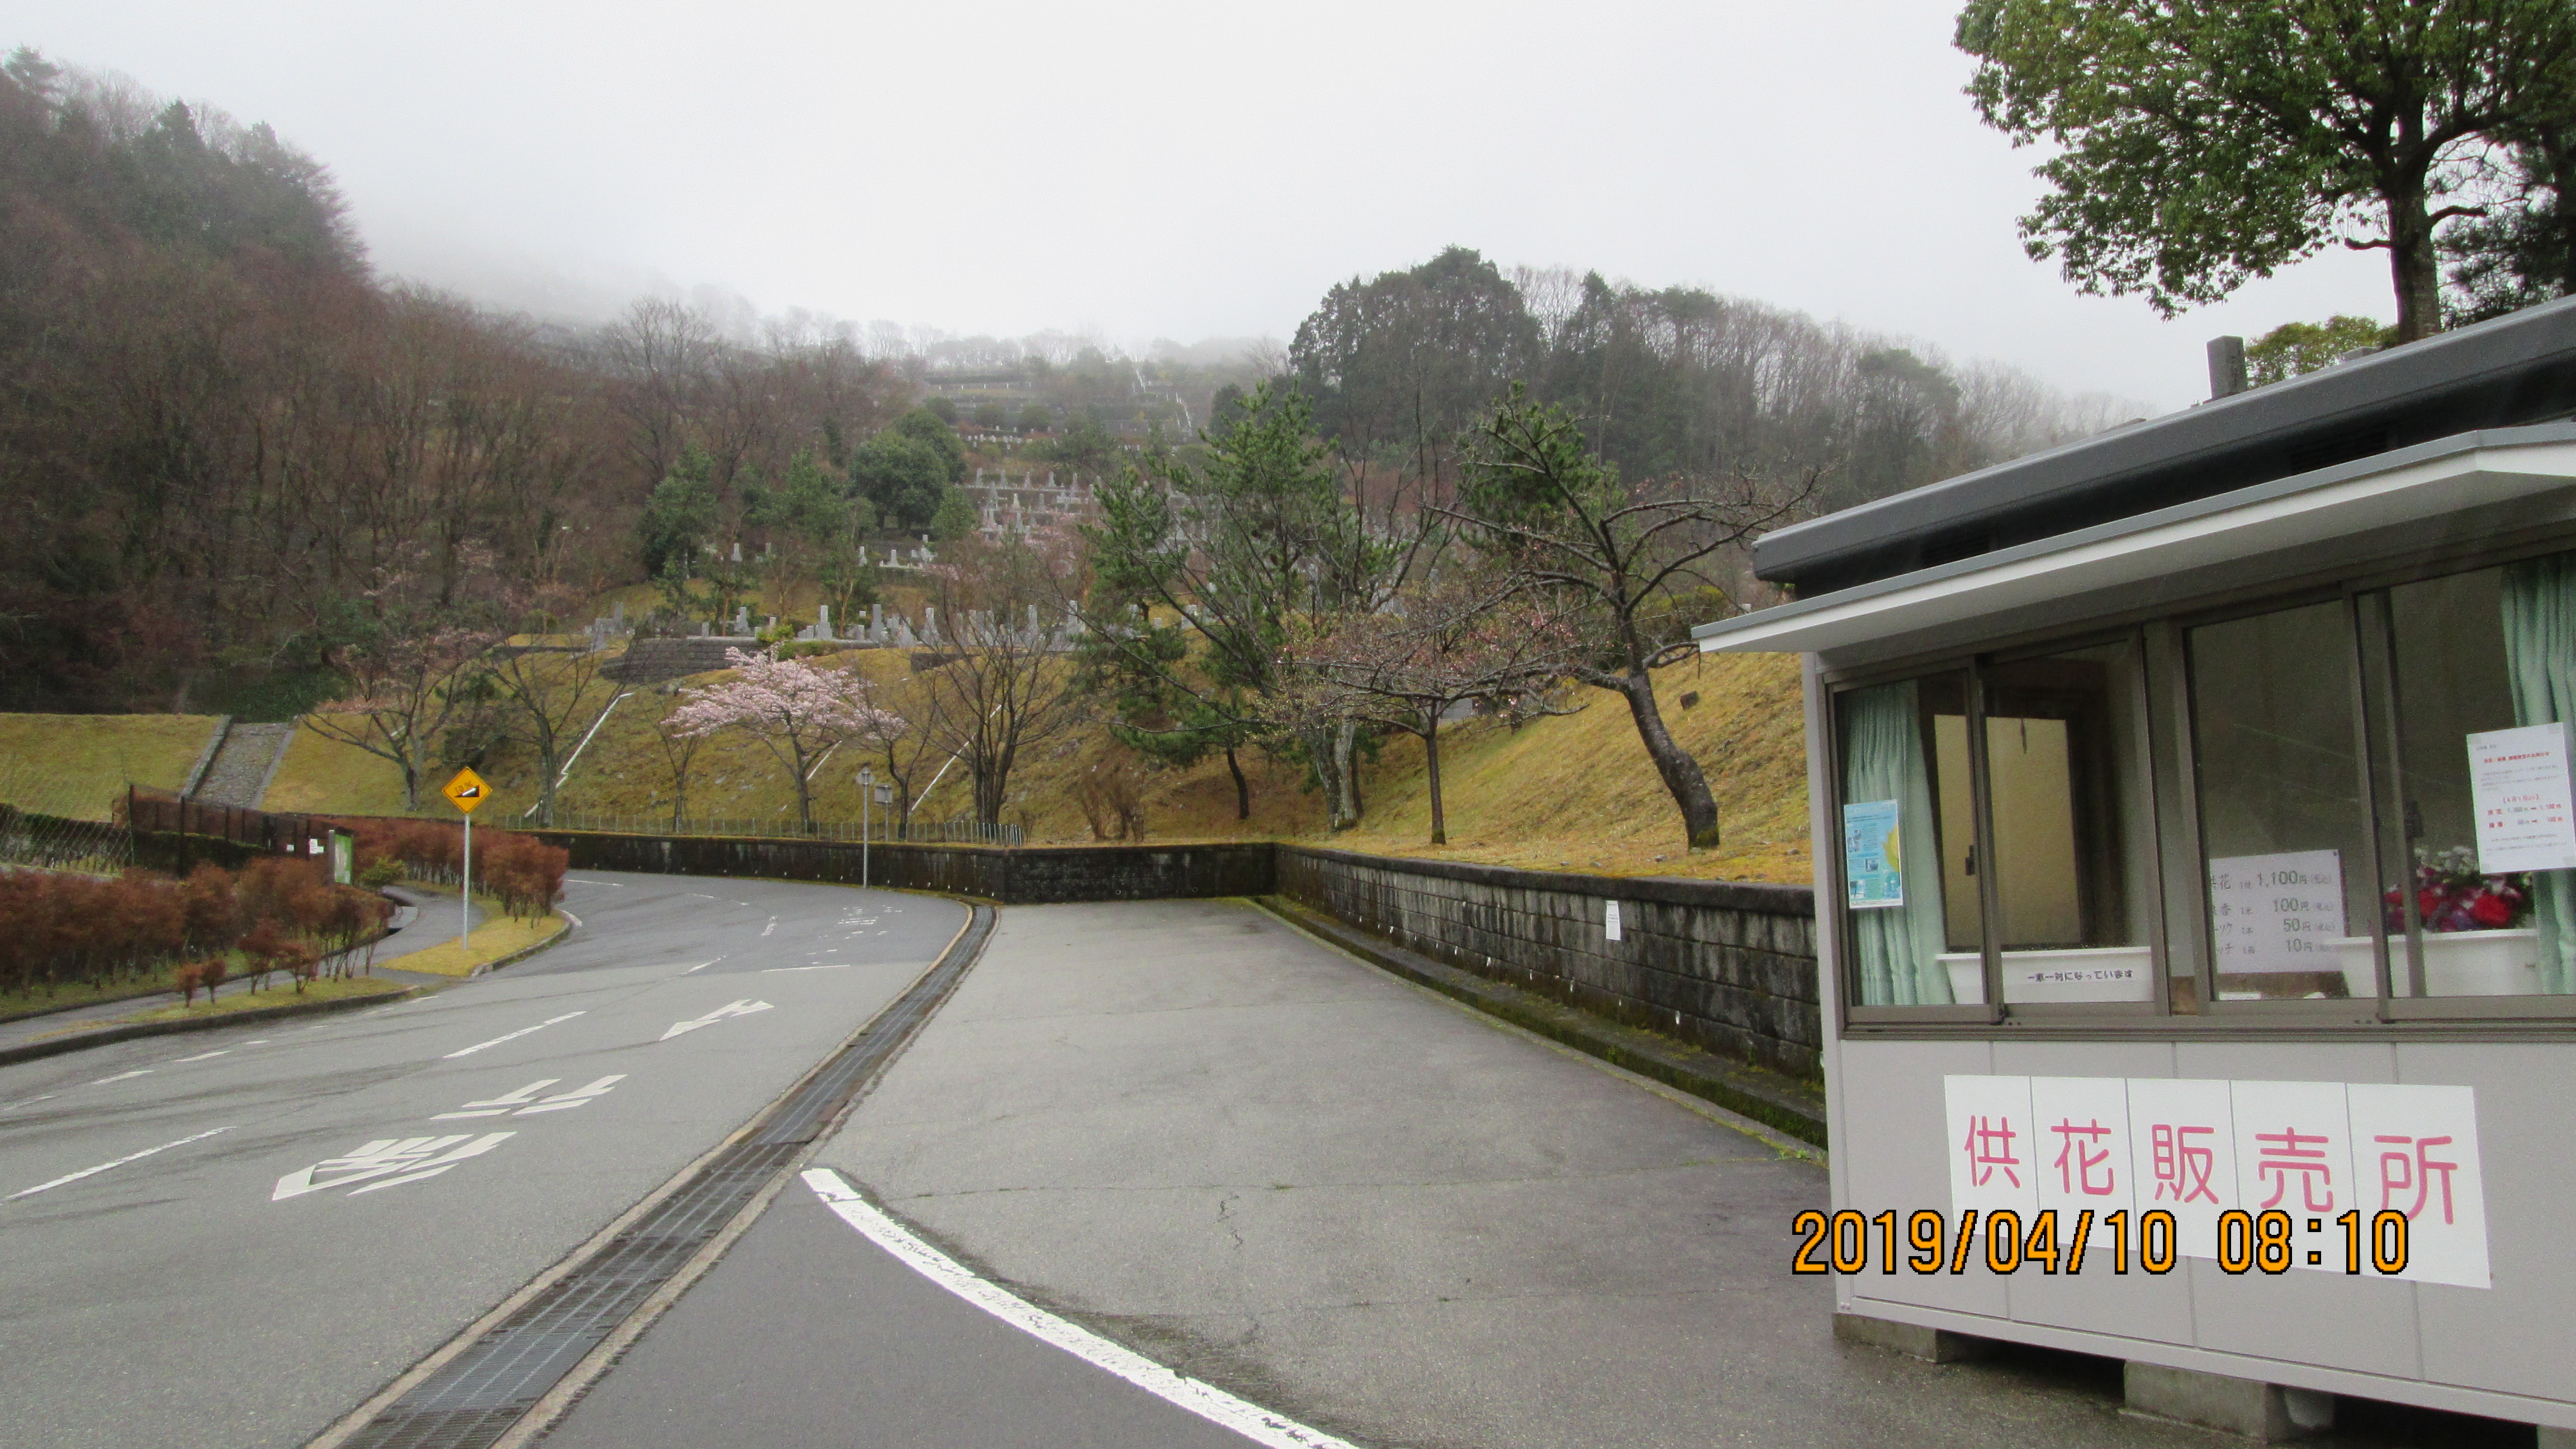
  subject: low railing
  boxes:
[541,811,1024,848]
[126,787,330,855]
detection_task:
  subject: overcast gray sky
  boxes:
[23,0,2397,411]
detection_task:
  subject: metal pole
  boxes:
[862,785,870,889]
[462,813,472,951]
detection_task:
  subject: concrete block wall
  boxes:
[1276,846,1821,1081]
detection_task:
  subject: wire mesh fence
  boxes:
[0,805,133,874]
[541,811,1024,847]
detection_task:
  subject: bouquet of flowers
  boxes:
[2384,845,2531,933]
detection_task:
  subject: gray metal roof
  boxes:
[1753,293,2576,595]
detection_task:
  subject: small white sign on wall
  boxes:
[1604,901,1623,941]
[2206,849,2345,973]
[2468,722,2576,873]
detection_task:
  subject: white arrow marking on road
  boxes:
[434,1078,561,1117]
[9,1125,235,1201]
[273,1133,513,1200]
[803,1169,1361,1449]
[760,916,776,937]
[510,1074,626,1114]
[659,998,774,1040]
[444,1012,584,1059]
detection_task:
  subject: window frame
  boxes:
[1827,655,1999,1026]
[1823,527,2576,1040]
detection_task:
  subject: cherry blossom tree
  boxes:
[665,648,902,833]
[1284,572,1583,846]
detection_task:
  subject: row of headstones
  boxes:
[591,596,1216,651]
[972,468,1094,491]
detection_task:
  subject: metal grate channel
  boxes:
[339,904,995,1449]
[752,905,994,1145]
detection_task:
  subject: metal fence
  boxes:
[542,810,1024,848]
[0,805,133,874]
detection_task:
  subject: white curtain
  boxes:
[2503,552,2576,993]
[1843,681,1957,1005]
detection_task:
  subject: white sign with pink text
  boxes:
[2469,722,2576,873]
[1943,1075,2489,1288]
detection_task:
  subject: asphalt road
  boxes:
[535,1182,1265,1449]
[0,869,964,1449]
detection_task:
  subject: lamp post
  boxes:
[858,767,874,888]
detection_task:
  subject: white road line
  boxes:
[444,1012,584,1059]
[802,1170,1358,1449]
[1,1095,58,1111]
[172,1050,230,1062]
[761,964,851,973]
[680,959,719,974]
[559,907,585,929]
[9,1125,235,1201]
[88,1070,151,1086]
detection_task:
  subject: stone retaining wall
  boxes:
[528,830,1275,905]
[1276,846,1821,1081]
[522,828,1823,1080]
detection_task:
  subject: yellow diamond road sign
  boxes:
[441,767,491,815]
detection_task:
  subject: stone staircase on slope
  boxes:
[188,721,295,808]
[604,637,760,685]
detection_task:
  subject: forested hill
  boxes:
[1286,248,2134,530]
[0,49,2133,723]
[0,50,909,718]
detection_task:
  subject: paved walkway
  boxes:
[798,898,2239,1449]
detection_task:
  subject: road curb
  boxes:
[0,984,425,1068]
[467,911,575,978]
[1253,894,1830,1148]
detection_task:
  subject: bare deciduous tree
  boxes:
[1449,387,1814,850]
[918,533,1092,827]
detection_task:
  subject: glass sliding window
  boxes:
[1836,671,1983,1006]
[2186,602,2378,1001]
[2380,553,2576,1000]
[1978,641,2155,1003]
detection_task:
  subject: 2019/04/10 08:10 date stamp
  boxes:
[1788,1208,2413,1277]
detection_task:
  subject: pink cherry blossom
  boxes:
[667,648,904,831]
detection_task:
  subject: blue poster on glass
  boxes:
[1843,798,1903,910]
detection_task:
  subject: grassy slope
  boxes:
[5,646,1815,886]
[0,713,222,820]
[555,646,1811,884]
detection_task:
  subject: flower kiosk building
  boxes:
[1693,299,2576,1440]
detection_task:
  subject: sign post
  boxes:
[441,767,490,950]
[858,767,875,888]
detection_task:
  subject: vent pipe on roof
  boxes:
[2206,335,2249,399]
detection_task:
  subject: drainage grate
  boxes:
[339,903,995,1449]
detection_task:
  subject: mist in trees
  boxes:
[0,49,913,714]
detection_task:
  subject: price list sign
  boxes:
[2468,722,2576,873]
[2207,850,2345,973]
